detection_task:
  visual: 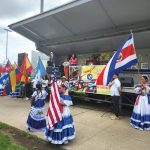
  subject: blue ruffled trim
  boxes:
[45,115,75,144]
[26,124,46,132]
[45,128,75,144]
[52,115,74,130]
[130,112,150,130]
[130,120,150,130]
[27,115,46,131]
[131,112,150,122]
[45,126,75,144]
[60,94,72,101]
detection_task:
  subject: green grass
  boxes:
[0,122,64,150]
[0,122,9,129]
[0,132,27,150]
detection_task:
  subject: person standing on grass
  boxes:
[130,75,150,130]
[108,74,121,120]
[26,83,48,132]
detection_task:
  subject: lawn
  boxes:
[0,122,64,150]
[0,132,27,150]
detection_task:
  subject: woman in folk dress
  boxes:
[130,75,150,130]
[26,83,48,132]
[45,84,75,144]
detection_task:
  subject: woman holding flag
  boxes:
[45,83,75,144]
[130,75,150,130]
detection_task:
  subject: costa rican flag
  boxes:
[96,34,137,85]
[46,67,63,128]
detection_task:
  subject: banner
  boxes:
[96,85,110,95]
[81,65,105,81]
[69,65,111,95]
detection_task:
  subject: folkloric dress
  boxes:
[45,94,75,144]
[130,84,150,130]
[26,90,48,131]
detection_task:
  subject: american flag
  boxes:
[47,67,63,128]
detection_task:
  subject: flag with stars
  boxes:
[46,67,63,128]
[0,73,12,95]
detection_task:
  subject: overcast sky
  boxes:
[0,0,73,64]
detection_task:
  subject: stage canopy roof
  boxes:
[9,0,150,56]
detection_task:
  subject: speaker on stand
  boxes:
[120,77,134,87]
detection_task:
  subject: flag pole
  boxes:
[50,52,55,67]
[130,30,141,83]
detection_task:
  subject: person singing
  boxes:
[69,53,78,66]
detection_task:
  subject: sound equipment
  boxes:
[47,60,53,66]
[120,77,134,87]
[18,53,26,67]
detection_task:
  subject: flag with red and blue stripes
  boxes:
[46,67,63,128]
[96,34,137,85]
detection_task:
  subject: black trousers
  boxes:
[112,96,120,117]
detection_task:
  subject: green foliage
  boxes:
[0,132,27,150]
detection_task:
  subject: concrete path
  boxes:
[0,96,150,150]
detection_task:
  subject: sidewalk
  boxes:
[0,96,149,150]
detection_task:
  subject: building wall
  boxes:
[31,50,49,70]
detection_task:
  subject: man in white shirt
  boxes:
[108,74,121,120]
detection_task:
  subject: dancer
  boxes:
[26,83,48,131]
[45,83,75,144]
[130,75,150,130]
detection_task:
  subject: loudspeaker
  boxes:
[46,66,52,74]
[18,53,26,67]
[120,77,134,87]
[47,61,53,66]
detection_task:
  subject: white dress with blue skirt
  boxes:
[45,94,75,144]
[130,84,150,130]
[26,90,48,131]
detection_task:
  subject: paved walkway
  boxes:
[0,96,150,150]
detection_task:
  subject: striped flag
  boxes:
[3,60,12,73]
[35,57,46,80]
[10,65,16,92]
[20,53,33,75]
[47,67,63,128]
[20,53,33,82]
[96,34,137,85]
